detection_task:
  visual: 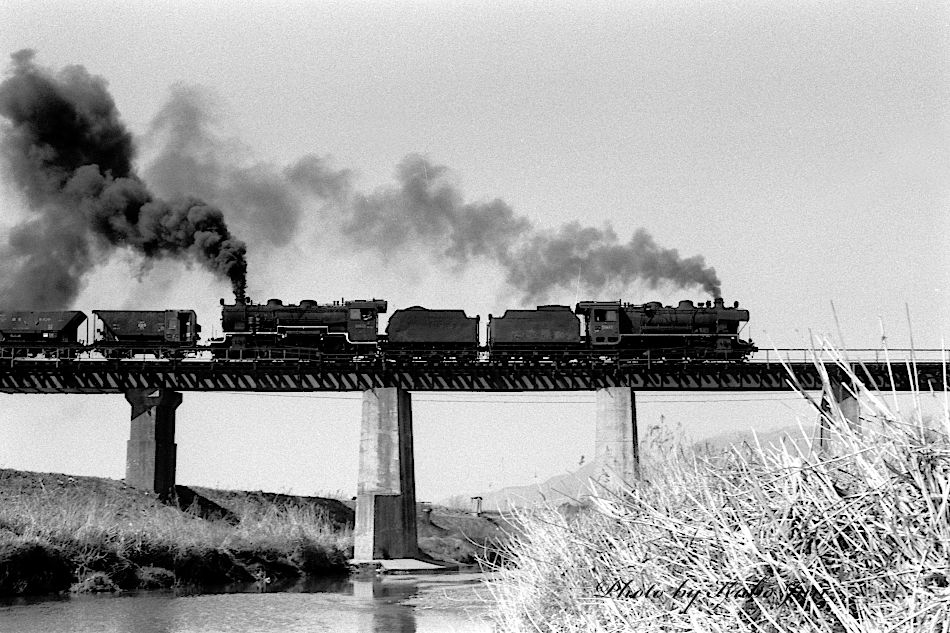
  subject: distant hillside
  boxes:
[470,462,601,513]
[465,424,817,511]
[695,424,815,455]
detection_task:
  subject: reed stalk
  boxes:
[486,341,950,632]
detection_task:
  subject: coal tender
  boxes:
[385,306,479,361]
[488,305,582,360]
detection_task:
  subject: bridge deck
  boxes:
[0,355,945,393]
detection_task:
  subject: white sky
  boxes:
[0,1,948,500]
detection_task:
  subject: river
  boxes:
[0,574,493,633]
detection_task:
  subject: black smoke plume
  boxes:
[139,83,721,302]
[342,154,722,300]
[143,85,351,247]
[0,50,247,308]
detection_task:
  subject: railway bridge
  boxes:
[1,349,946,561]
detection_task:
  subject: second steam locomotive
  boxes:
[0,296,755,362]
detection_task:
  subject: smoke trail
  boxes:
[344,154,722,300]
[0,50,247,308]
[346,156,531,264]
[139,88,721,301]
[144,85,352,246]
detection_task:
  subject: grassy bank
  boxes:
[486,346,950,632]
[0,469,508,597]
[0,471,354,596]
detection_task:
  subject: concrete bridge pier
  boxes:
[124,388,181,497]
[816,379,861,453]
[595,386,641,489]
[354,387,418,561]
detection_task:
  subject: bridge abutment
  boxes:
[354,387,418,560]
[124,388,181,497]
[595,386,641,488]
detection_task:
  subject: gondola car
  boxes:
[94,310,200,358]
[0,310,87,358]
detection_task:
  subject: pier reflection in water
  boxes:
[0,575,491,633]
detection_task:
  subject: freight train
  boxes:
[0,296,756,362]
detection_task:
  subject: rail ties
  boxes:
[0,355,946,393]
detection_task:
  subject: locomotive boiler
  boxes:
[574,297,754,359]
[212,298,388,359]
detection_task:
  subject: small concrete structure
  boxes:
[354,387,419,561]
[124,388,181,497]
[816,379,861,453]
[594,386,641,487]
[350,558,459,576]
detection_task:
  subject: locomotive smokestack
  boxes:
[0,50,248,308]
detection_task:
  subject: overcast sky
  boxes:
[0,1,947,500]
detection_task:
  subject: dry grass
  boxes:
[0,474,352,595]
[485,342,950,632]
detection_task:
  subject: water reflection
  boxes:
[353,579,417,633]
[0,574,490,633]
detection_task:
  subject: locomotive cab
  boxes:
[574,301,622,346]
[346,301,387,344]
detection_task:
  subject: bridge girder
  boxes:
[0,360,945,393]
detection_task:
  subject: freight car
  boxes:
[0,310,87,358]
[0,295,756,363]
[574,297,755,360]
[211,298,388,359]
[385,307,479,362]
[93,310,201,358]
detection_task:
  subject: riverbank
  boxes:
[0,469,508,597]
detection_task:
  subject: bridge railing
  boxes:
[2,345,946,366]
[752,348,947,364]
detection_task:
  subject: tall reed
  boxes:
[486,342,950,632]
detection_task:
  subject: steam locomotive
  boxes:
[0,296,755,362]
